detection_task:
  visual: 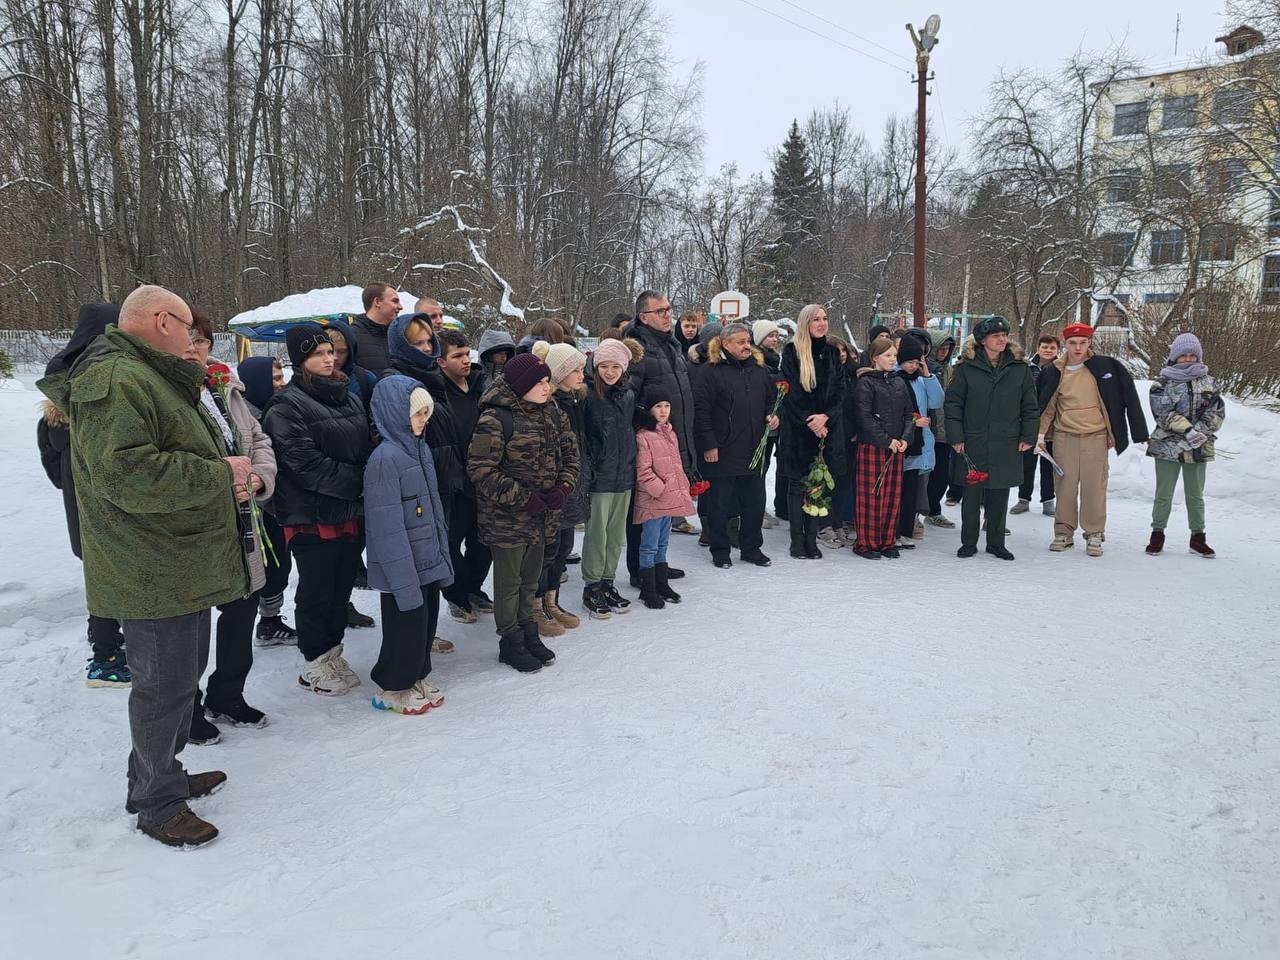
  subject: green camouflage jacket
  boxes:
[37,327,248,619]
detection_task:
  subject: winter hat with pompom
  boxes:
[532,340,587,384]
[592,338,632,370]
[1168,332,1203,363]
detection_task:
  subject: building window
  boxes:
[1144,292,1178,304]
[1194,289,1231,314]
[1098,295,1131,324]
[1099,232,1136,267]
[1162,95,1198,130]
[1112,101,1149,137]
[1213,88,1256,126]
[1150,230,1186,265]
[1204,158,1248,195]
[1107,168,1140,203]
[1262,255,1280,304]
[1198,224,1237,261]
[1154,164,1193,200]
[1268,193,1280,238]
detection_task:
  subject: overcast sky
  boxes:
[657,0,1232,176]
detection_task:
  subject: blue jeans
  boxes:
[639,517,672,569]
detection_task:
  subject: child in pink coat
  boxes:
[633,386,694,609]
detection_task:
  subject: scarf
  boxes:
[1159,361,1209,382]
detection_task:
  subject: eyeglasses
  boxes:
[191,337,212,348]
[642,306,673,317]
[158,310,196,340]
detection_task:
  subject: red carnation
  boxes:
[205,362,234,392]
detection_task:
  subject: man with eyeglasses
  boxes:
[37,284,252,848]
[621,290,696,584]
[351,282,403,374]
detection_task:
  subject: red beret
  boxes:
[1062,323,1094,340]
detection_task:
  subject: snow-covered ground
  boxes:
[2,367,1278,959]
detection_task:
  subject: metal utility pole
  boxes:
[906,15,941,329]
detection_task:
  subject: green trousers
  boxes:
[960,485,1010,550]
[582,491,631,584]
[490,542,544,638]
[1152,459,1207,534]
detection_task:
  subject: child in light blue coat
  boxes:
[895,335,944,547]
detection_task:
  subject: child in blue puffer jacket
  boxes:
[364,375,455,715]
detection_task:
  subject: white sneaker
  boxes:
[926,514,955,529]
[1085,534,1104,557]
[372,684,436,715]
[299,648,354,696]
[415,679,445,707]
[330,644,361,688]
[1049,534,1073,552]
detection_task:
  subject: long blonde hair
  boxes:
[792,303,826,392]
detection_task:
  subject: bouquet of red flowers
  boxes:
[961,452,989,485]
[205,362,234,393]
[748,380,790,474]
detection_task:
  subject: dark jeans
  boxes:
[290,535,361,661]
[898,469,923,538]
[257,513,292,619]
[124,610,210,827]
[88,615,124,662]
[538,526,575,596]
[961,486,1011,550]
[1018,442,1056,502]
[927,444,952,515]
[372,585,439,691]
[491,541,544,638]
[201,592,259,709]
[625,490,641,578]
[705,474,766,560]
[829,468,854,529]
[442,494,492,608]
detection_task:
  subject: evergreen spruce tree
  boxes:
[758,120,821,306]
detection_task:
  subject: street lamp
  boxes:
[906,14,941,329]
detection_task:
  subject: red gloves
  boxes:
[542,482,572,511]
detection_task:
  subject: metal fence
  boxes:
[0,330,283,367]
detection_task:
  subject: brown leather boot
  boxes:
[1144,531,1165,555]
[127,770,227,814]
[532,598,566,637]
[138,806,219,847]
[544,589,580,629]
[1189,532,1215,558]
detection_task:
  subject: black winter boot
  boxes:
[638,567,665,609]
[498,630,543,672]
[520,619,556,664]
[654,563,682,603]
[803,516,823,559]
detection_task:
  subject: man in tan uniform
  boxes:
[1035,323,1149,556]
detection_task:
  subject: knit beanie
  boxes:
[697,322,723,347]
[409,387,434,421]
[896,335,926,363]
[592,338,632,370]
[532,340,587,383]
[752,318,780,346]
[869,324,892,341]
[640,384,672,409]
[502,352,552,397]
[286,322,330,368]
[1168,332,1203,363]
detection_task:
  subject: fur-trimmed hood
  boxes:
[957,335,1025,365]
[624,337,646,364]
[41,398,69,428]
[707,337,764,367]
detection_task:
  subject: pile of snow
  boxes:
[229,285,421,329]
[1108,381,1277,511]
[0,377,23,392]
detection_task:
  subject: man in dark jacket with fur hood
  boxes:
[692,323,778,568]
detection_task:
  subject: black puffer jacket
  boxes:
[624,319,697,473]
[855,368,915,450]
[692,338,776,477]
[583,379,638,493]
[778,337,847,476]
[553,387,590,526]
[351,314,392,374]
[263,375,372,525]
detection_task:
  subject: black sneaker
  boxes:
[740,551,772,567]
[881,547,901,559]
[565,552,581,565]
[206,697,269,728]
[347,602,375,629]
[667,566,685,580]
[957,544,978,558]
[854,548,881,560]
[713,556,733,569]
[582,583,613,620]
[254,616,298,647]
[602,580,631,614]
[986,545,1015,561]
[189,711,222,746]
